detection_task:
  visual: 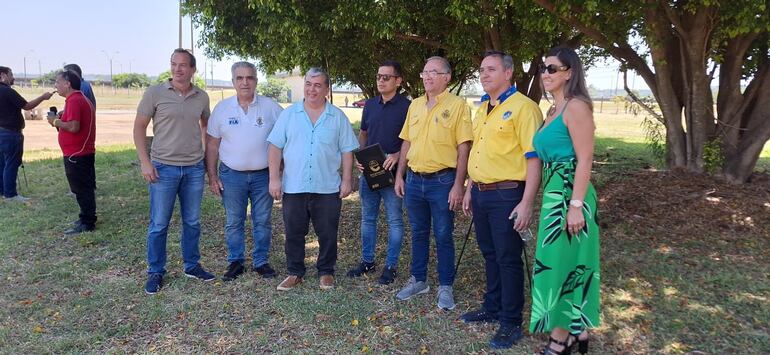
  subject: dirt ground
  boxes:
[22,110,141,151]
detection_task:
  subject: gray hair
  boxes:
[426,56,451,73]
[483,51,513,70]
[231,61,257,79]
[304,67,330,87]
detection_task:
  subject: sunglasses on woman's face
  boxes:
[539,63,570,74]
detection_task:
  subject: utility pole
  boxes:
[178,0,183,49]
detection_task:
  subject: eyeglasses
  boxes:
[376,74,400,82]
[539,63,570,74]
[419,70,449,78]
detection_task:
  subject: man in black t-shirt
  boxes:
[0,66,53,201]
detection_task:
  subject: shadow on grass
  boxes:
[0,146,767,353]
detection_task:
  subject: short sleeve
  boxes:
[398,105,413,141]
[338,111,360,153]
[455,102,473,145]
[360,104,370,131]
[201,93,211,120]
[64,98,84,122]
[136,87,156,118]
[266,109,290,149]
[206,102,223,138]
[516,101,543,157]
[8,88,28,109]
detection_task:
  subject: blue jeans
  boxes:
[0,129,23,198]
[146,160,205,275]
[471,184,525,327]
[219,163,273,267]
[359,177,404,267]
[404,169,456,285]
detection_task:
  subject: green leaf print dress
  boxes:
[529,105,600,335]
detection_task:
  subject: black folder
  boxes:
[354,143,394,190]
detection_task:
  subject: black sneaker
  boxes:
[459,308,499,323]
[184,264,215,281]
[489,324,523,349]
[145,273,163,295]
[377,265,397,285]
[222,261,245,281]
[64,222,95,236]
[252,263,277,279]
[346,261,376,278]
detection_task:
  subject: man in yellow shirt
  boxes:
[394,56,473,310]
[459,51,543,349]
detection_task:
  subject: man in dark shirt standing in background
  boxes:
[346,60,410,285]
[0,66,53,202]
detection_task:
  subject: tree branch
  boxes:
[394,33,446,50]
[623,69,664,123]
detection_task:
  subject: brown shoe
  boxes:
[319,275,334,289]
[276,275,302,291]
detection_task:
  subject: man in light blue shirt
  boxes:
[267,67,358,291]
[64,64,96,107]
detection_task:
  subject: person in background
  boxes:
[63,64,96,107]
[0,66,53,202]
[48,70,97,236]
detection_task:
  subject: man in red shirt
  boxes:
[48,70,96,235]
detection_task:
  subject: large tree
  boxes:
[183,0,574,100]
[535,0,770,183]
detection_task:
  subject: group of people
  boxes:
[1,45,600,353]
[0,64,97,236]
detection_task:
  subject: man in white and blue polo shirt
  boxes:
[205,61,284,281]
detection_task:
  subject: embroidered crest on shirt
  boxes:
[228,117,239,125]
[442,109,450,119]
[255,116,264,127]
[502,111,512,120]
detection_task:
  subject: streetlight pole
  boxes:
[23,49,34,87]
[101,50,119,94]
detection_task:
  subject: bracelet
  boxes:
[53,119,62,128]
[569,199,583,208]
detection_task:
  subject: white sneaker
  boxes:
[4,195,30,202]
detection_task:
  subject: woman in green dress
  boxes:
[530,47,600,355]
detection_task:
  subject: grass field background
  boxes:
[1,87,768,353]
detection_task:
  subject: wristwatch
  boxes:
[569,199,583,208]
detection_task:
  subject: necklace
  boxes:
[548,100,566,119]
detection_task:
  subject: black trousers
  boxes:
[63,154,97,227]
[282,192,341,277]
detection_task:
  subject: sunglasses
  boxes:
[376,74,400,82]
[539,63,570,74]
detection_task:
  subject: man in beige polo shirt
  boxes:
[133,48,214,295]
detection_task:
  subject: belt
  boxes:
[476,180,523,191]
[241,167,269,173]
[410,168,454,178]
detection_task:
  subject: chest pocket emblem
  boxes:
[228,117,239,125]
[442,109,451,119]
[255,117,264,127]
[502,111,512,120]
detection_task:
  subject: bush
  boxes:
[156,71,206,88]
[113,73,151,88]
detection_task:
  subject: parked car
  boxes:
[352,99,366,108]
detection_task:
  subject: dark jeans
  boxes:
[471,183,525,327]
[282,192,341,277]
[63,154,97,227]
[0,128,23,198]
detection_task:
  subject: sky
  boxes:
[1,0,646,91]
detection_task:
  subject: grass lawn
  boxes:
[2,88,768,353]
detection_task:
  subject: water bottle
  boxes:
[511,211,533,242]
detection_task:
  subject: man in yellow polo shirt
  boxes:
[459,51,543,349]
[393,56,473,310]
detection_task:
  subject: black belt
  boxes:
[410,168,454,178]
[240,167,268,173]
